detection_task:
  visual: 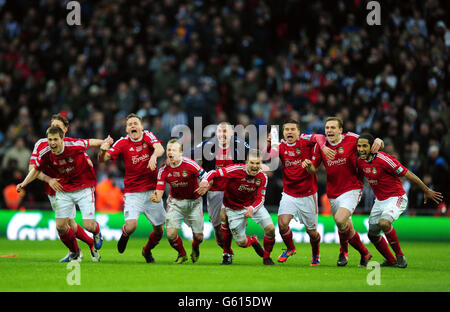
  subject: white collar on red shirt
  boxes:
[169,157,183,168]
[327,134,343,146]
[129,134,143,143]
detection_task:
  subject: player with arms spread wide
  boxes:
[151,139,206,264]
[356,133,443,268]
[303,117,383,267]
[98,113,165,263]
[29,114,107,262]
[198,149,276,265]
[18,126,110,262]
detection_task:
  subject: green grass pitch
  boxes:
[0,238,449,292]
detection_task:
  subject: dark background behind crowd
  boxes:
[0,0,448,215]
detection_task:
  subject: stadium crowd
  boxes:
[0,0,448,214]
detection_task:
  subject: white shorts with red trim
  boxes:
[165,197,204,234]
[278,192,318,230]
[369,194,408,224]
[329,189,363,215]
[48,195,76,218]
[224,206,273,243]
[124,190,166,226]
[206,191,224,227]
[54,187,96,219]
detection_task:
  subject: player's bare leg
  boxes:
[142,224,163,263]
[167,227,187,264]
[379,219,406,268]
[262,224,275,265]
[191,232,203,263]
[306,229,321,266]
[278,214,296,263]
[334,208,371,266]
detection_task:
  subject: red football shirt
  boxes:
[30,137,92,196]
[357,151,408,201]
[34,140,96,192]
[156,157,205,200]
[107,130,161,193]
[210,146,234,191]
[203,164,267,212]
[312,132,363,198]
[274,134,320,197]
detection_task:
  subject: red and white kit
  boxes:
[202,164,272,242]
[107,130,165,225]
[357,151,409,224]
[313,132,363,214]
[271,135,321,230]
[34,140,97,219]
[157,157,205,233]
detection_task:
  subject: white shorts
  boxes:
[207,191,224,227]
[54,187,96,219]
[48,195,76,218]
[329,189,363,215]
[278,192,318,230]
[369,194,408,225]
[124,190,166,226]
[166,197,204,234]
[225,206,273,243]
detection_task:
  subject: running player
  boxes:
[198,149,275,265]
[305,116,383,267]
[17,126,108,262]
[356,133,443,268]
[29,113,107,262]
[98,113,165,263]
[151,139,206,264]
[264,120,335,265]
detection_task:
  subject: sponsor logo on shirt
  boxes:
[170,181,189,188]
[131,153,150,165]
[327,158,347,167]
[285,159,302,167]
[237,184,257,192]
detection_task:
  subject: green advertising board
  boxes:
[1,209,449,243]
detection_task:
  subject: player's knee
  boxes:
[56,224,68,234]
[306,229,318,239]
[193,233,203,243]
[264,225,275,238]
[153,225,164,236]
[166,229,177,241]
[278,215,291,232]
[368,224,381,243]
[236,240,247,247]
[379,219,391,232]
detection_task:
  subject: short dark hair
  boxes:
[358,133,375,147]
[282,119,300,131]
[46,126,65,139]
[51,114,69,128]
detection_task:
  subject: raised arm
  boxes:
[148,142,165,170]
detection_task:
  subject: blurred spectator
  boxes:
[1,137,31,173]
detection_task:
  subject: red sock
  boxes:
[59,228,79,253]
[169,235,186,256]
[310,233,321,257]
[75,224,94,249]
[263,236,275,258]
[221,223,233,254]
[243,235,256,248]
[338,229,349,254]
[143,230,162,253]
[280,228,296,250]
[371,235,396,263]
[384,226,404,257]
[348,230,369,256]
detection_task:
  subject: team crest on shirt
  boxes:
[67,157,74,163]
[143,143,148,149]
[182,170,188,178]
[338,147,344,154]
[255,178,261,186]
[372,167,377,174]
[295,148,301,155]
